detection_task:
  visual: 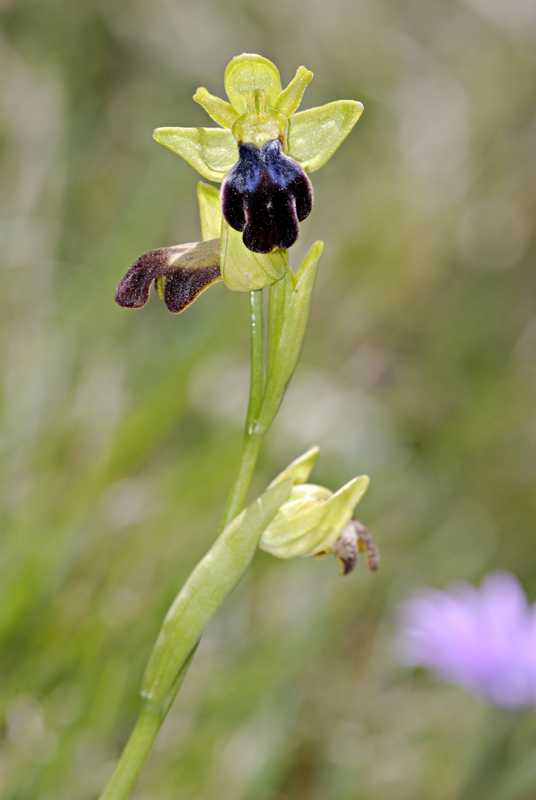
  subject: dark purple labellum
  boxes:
[221,139,313,254]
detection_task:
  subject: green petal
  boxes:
[153,127,237,182]
[270,446,320,487]
[220,220,287,291]
[320,476,370,550]
[193,87,239,129]
[274,66,313,118]
[288,100,364,172]
[224,54,282,115]
[197,182,222,241]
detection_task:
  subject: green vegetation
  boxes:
[1,2,536,798]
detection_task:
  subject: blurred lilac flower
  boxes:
[396,572,536,708]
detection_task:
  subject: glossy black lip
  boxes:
[221,139,313,254]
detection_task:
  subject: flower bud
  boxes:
[259,448,373,572]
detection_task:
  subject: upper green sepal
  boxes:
[224,53,282,114]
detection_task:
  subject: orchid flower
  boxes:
[115,53,363,312]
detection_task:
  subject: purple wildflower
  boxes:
[396,572,536,708]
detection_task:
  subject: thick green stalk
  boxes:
[219,289,265,532]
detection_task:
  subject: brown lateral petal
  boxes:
[115,240,221,314]
[328,519,379,576]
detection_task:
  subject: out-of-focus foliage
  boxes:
[1,1,535,798]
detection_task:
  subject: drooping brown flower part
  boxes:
[115,239,221,314]
[328,519,379,575]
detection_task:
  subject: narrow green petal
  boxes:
[321,476,370,539]
[197,182,222,241]
[288,100,364,172]
[193,87,239,129]
[275,66,313,117]
[220,220,287,292]
[270,446,320,487]
[153,127,237,182]
[224,53,282,114]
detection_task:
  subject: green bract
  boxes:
[154,53,363,292]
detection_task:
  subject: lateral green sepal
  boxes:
[288,100,364,172]
[153,127,237,182]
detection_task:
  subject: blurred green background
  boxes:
[1,0,536,798]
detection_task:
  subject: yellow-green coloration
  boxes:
[153,53,363,292]
[224,54,282,114]
[231,90,288,150]
[197,182,223,241]
[260,447,370,559]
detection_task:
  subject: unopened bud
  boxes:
[259,447,371,569]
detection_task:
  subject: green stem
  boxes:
[100,703,162,800]
[99,289,267,800]
[100,646,196,800]
[219,289,265,532]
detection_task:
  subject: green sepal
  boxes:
[153,126,237,182]
[141,478,293,706]
[255,241,324,432]
[224,53,282,114]
[270,446,320,487]
[193,87,239,129]
[197,182,222,241]
[275,66,313,118]
[288,100,364,172]
[220,220,288,291]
